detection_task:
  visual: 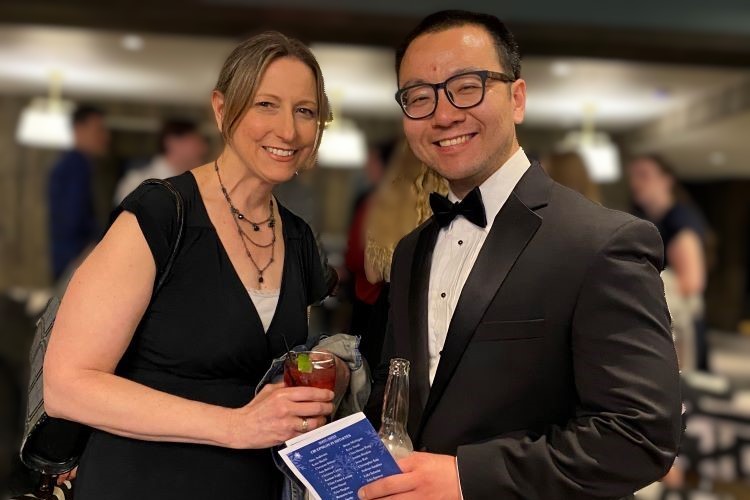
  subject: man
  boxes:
[362,10,681,500]
[48,105,109,281]
[113,119,208,205]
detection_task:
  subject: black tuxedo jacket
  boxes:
[368,162,681,499]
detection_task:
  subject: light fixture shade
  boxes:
[16,98,74,149]
[557,131,621,183]
[317,121,367,168]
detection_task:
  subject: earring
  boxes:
[294,170,299,176]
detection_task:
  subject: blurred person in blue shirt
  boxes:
[47,105,110,281]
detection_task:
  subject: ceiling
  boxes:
[639,112,750,180]
[2,0,750,65]
[522,59,748,130]
[0,26,230,106]
[1,2,749,179]
[206,0,750,37]
[2,24,748,128]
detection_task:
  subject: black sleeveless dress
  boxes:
[75,172,328,499]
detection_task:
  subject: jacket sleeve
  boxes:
[457,219,682,499]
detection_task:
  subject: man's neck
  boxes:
[74,145,95,158]
[448,145,521,199]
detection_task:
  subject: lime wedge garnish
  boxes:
[297,353,313,373]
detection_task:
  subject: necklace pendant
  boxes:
[237,213,244,220]
[253,224,260,231]
[258,276,264,284]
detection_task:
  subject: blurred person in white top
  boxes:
[114,119,208,205]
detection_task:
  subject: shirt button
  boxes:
[458,240,463,246]
[440,292,446,298]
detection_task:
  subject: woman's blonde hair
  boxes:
[365,142,448,283]
[214,31,331,160]
[543,151,601,204]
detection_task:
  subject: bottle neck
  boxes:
[381,360,410,432]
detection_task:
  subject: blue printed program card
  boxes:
[278,412,402,500]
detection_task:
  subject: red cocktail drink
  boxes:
[283,351,336,391]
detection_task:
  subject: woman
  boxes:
[627,154,708,370]
[43,32,335,499]
[362,142,448,368]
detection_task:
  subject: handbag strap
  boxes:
[140,178,185,294]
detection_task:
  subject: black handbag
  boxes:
[18,178,185,475]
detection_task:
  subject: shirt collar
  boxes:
[447,147,531,230]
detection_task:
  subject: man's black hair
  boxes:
[158,119,199,154]
[72,104,104,126]
[395,10,521,80]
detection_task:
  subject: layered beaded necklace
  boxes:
[214,159,276,286]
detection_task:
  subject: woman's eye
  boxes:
[256,101,274,108]
[297,107,316,117]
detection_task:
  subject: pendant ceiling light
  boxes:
[557,103,621,183]
[317,90,367,169]
[16,70,75,149]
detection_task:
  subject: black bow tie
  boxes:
[429,187,487,229]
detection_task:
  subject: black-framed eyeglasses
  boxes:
[395,70,516,120]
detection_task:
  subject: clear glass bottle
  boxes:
[378,358,414,459]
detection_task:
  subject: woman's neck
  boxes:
[643,194,675,221]
[215,149,273,215]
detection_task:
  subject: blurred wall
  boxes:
[689,181,750,331]
[0,96,57,289]
[0,94,215,290]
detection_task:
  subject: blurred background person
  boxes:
[344,142,391,349]
[47,105,110,282]
[113,118,208,205]
[359,142,447,369]
[627,154,709,372]
[543,151,601,204]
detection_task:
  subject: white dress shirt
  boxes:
[114,156,176,205]
[427,148,531,384]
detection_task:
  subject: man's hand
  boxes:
[358,452,461,500]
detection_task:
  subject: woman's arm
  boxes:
[667,229,705,296]
[44,212,333,449]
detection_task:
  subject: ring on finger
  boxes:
[301,417,309,432]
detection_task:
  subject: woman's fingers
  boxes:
[279,387,334,403]
[289,401,334,418]
[287,416,327,437]
[257,381,284,396]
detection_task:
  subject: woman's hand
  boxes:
[56,466,77,485]
[226,383,334,449]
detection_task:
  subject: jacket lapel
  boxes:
[406,220,439,436]
[416,162,551,442]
